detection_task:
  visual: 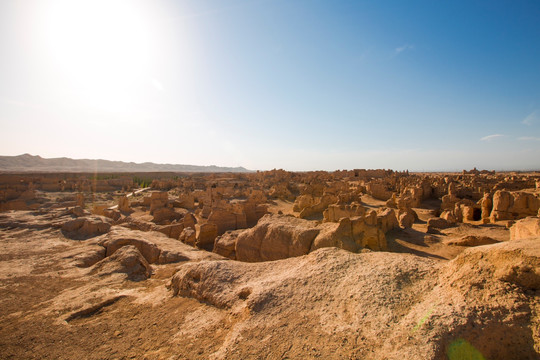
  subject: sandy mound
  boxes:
[170,239,540,359]
[91,245,151,280]
[99,226,224,265]
[61,215,112,238]
[444,235,499,246]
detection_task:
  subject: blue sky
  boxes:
[1,0,540,171]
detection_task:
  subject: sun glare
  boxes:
[37,0,153,109]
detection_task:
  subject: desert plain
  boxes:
[0,168,539,359]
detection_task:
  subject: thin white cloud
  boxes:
[522,110,539,125]
[151,77,164,92]
[395,44,414,55]
[480,134,504,141]
[518,136,540,141]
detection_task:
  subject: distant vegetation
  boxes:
[133,176,152,188]
[92,174,119,181]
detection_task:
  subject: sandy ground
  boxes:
[267,199,295,215]
[0,208,538,360]
[0,217,228,360]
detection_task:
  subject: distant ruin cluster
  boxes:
[1,168,539,260]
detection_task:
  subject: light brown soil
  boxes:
[1,209,538,360]
[266,199,295,215]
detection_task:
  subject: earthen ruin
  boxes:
[1,168,539,359]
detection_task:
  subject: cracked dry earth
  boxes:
[0,210,539,360]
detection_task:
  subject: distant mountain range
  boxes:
[0,154,251,173]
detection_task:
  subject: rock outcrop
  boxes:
[311,216,386,253]
[118,195,131,212]
[213,230,244,260]
[292,194,315,212]
[91,245,151,280]
[195,223,219,251]
[62,216,112,238]
[426,217,452,233]
[148,191,169,213]
[207,208,245,235]
[229,214,388,262]
[298,193,338,219]
[376,207,399,233]
[235,215,320,262]
[510,217,540,240]
[323,202,365,222]
[490,190,539,222]
[97,227,220,265]
[398,210,415,228]
[178,227,196,246]
[367,182,394,201]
